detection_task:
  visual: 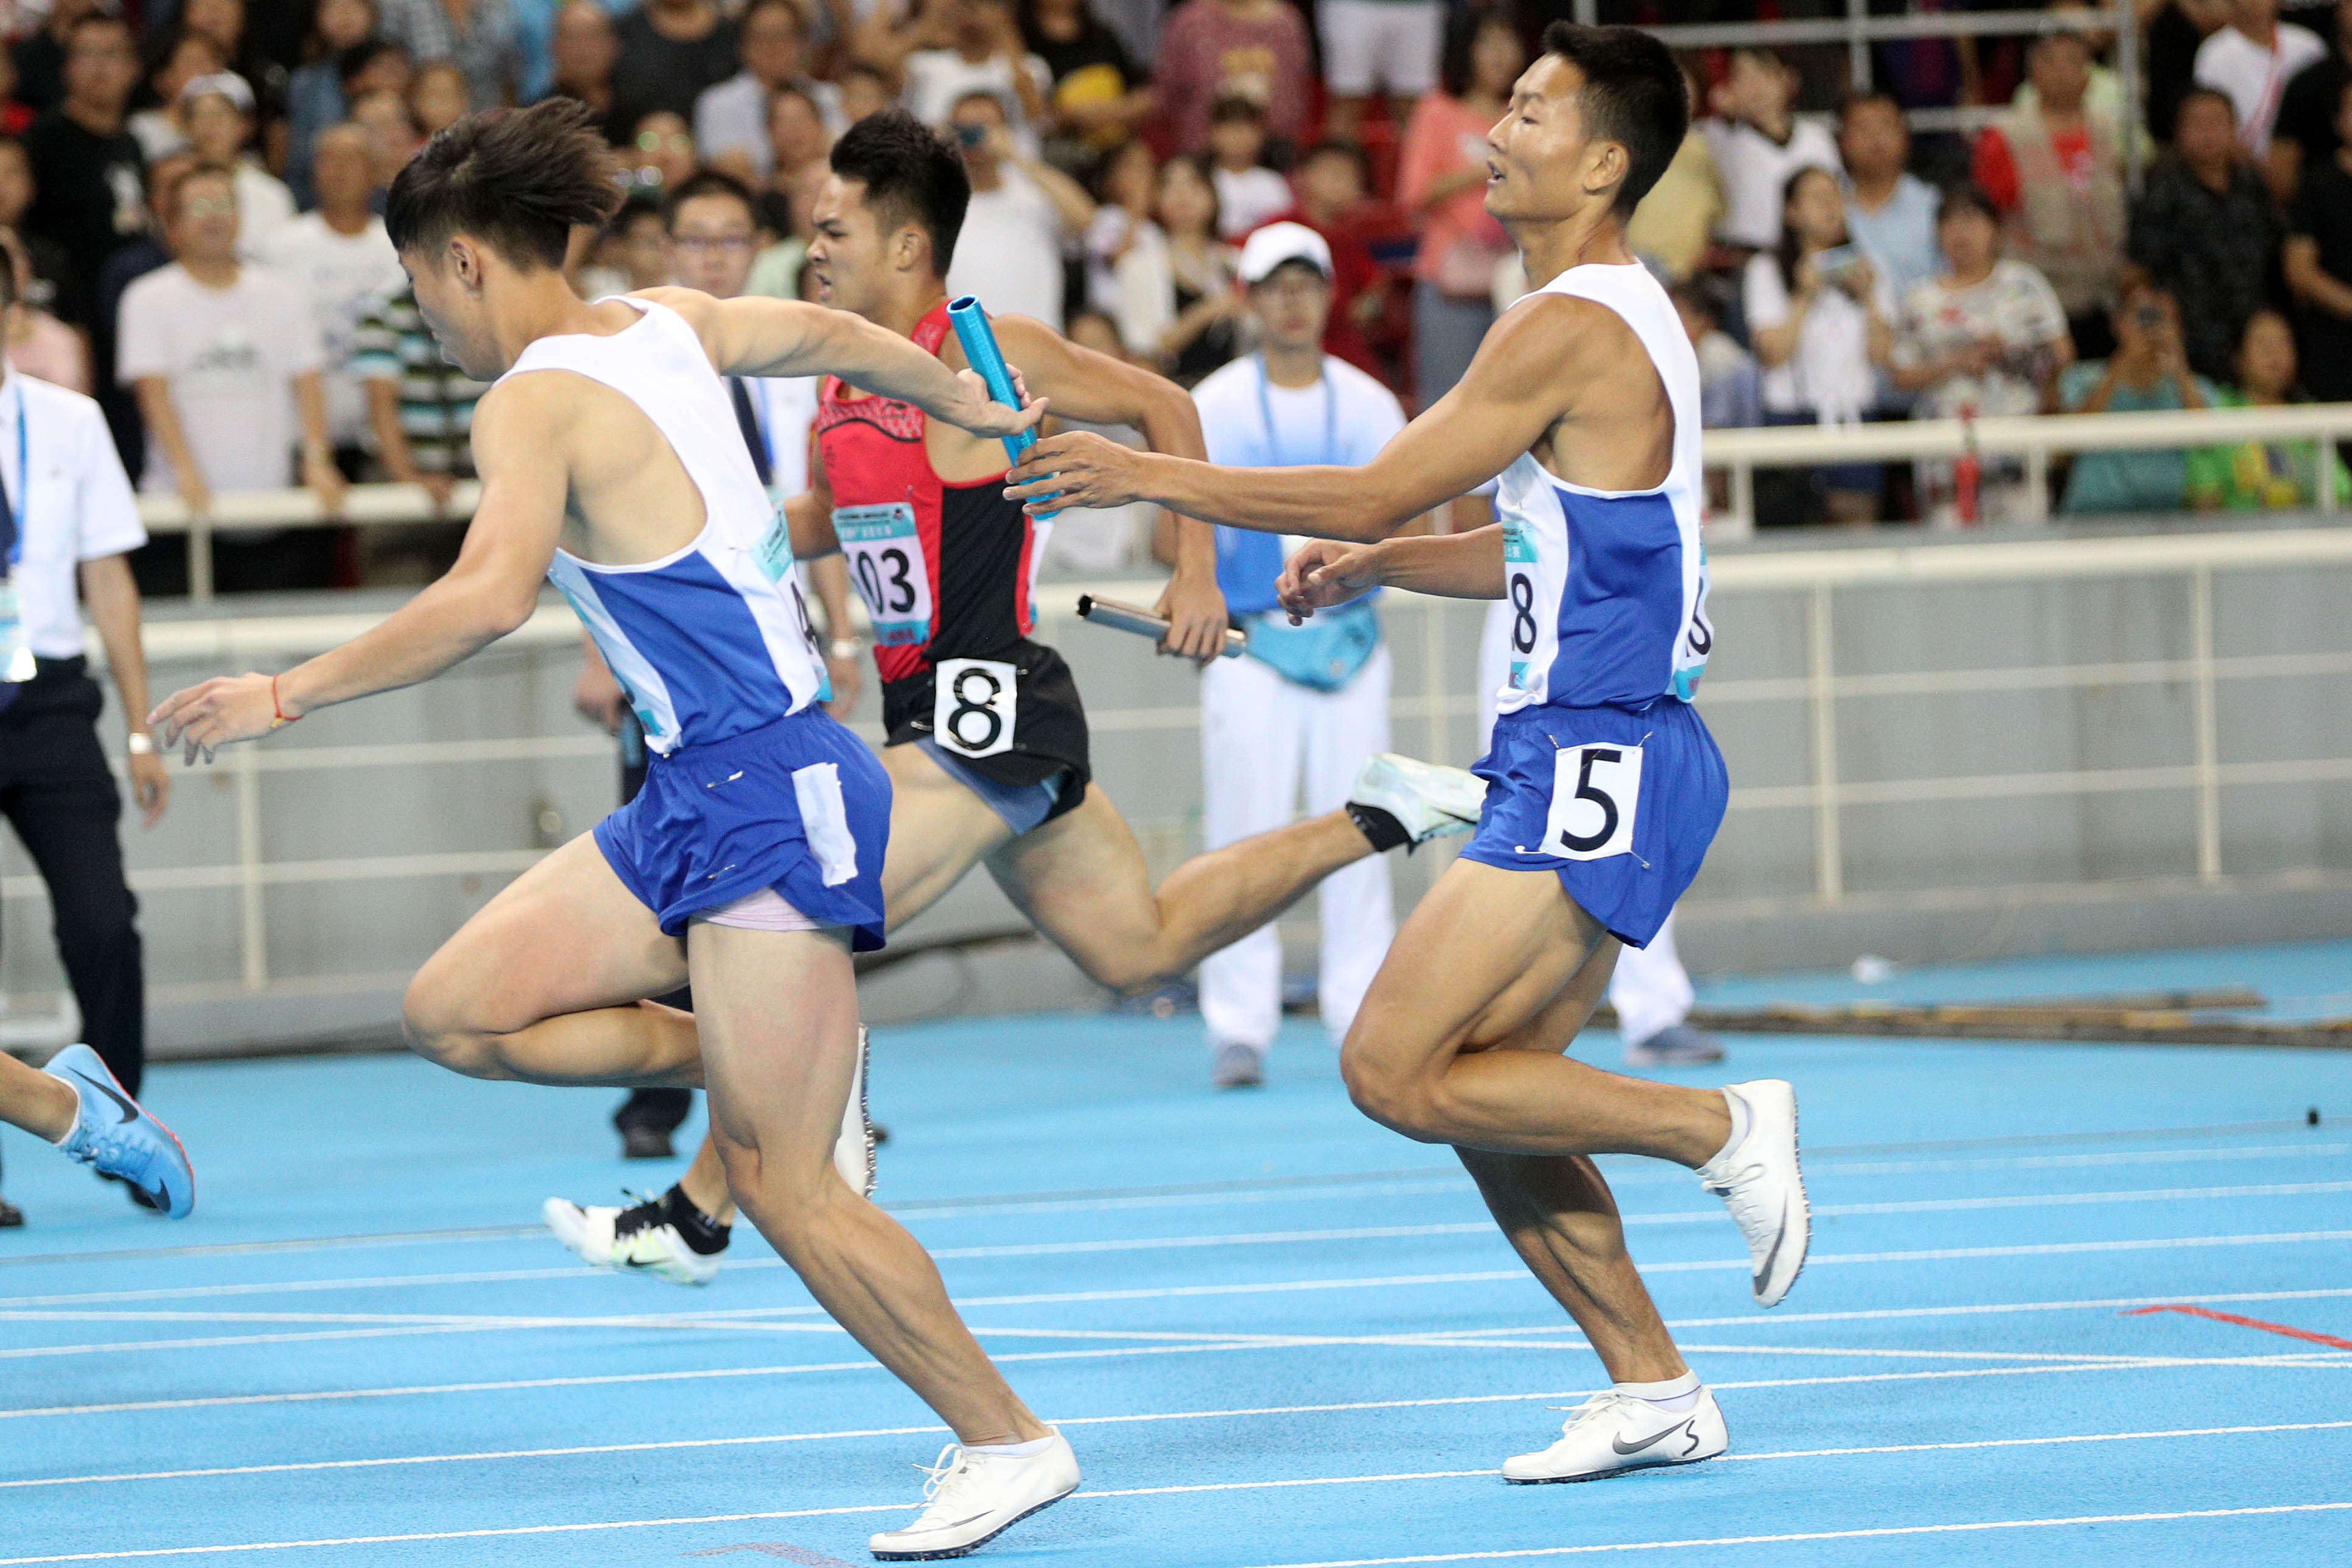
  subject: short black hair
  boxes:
[387,98,623,269]
[1300,137,1371,182]
[829,107,968,275]
[663,166,758,229]
[338,37,408,90]
[1836,88,1903,124]
[1208,94,1264,126]
[1935,181,1998,226]
[1539,22,1689,217]
[1440,7,1517,100]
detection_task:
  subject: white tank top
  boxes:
[504,298,826,754]
[1492,261,1712,715]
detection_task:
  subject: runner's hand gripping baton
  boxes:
[946,296,1058,520]
[1077,595,1246,658]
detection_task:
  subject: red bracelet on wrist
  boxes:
[270,674,299,729]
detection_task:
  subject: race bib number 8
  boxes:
[933,658,1018,759]
[1544,743,1642,861]
[834,502,933,647]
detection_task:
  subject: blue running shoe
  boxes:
[44,1045,195,1219]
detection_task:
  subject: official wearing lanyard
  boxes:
[0,262,173,1225]
[1181,224,1430,1090]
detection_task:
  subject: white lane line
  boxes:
[5,1447,2349,1562]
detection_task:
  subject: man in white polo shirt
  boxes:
[0,255,179,1225]
[1185,222,1427,1088]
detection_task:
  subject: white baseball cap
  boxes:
[180,71,257,114]
[1237,221,1332,286]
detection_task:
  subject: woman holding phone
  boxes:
[1743,163,1895,525]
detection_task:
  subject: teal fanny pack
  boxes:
[1244,600,1382,692]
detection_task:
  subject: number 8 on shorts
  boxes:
[1544,743,1642,861]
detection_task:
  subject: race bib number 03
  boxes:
[834,502,932,647]
[1543,742,1642,861]
[933,658,1018,759]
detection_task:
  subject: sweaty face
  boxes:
[808,174,894,318]
[1484,55,1610,225]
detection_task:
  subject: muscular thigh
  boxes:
[982,782,1160,979]
[1348,859,1615,1080]
[407,833,687,1034]
[878,741,1017,930]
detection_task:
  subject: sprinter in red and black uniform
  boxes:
[546,111,1488,1314]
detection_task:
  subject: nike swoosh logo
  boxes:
[1612,1418,1694,1456]
[911,1512,993,1533]
[67,1068,137,1125]
[1754,1191,1788,1297]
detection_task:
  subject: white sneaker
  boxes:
[868,1431,1081,1560]
[1349,752,1486,847]
[1696,1079,1809,1308]
[1503,1388,1728,1483]
[543,1191,723,1286]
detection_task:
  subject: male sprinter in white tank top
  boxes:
[1006,24,1809,1483]
[150,101,1084,1560]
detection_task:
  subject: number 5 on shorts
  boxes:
[1544,743,1642,861]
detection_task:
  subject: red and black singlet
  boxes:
[817,301,1090,800]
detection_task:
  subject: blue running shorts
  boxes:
[1458,699,1727,949]
[595,708,891,950]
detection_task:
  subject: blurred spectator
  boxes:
[839,60,897,125]
[343,37,417,105]
[1018,0,1153,153]
[2057,279,2211,516]
[352,278,490,528]
[9,0,103,117]
[1890,185,2071,525]
[286,0,382,208]
[2193,0,2325,156]
[94,152,194,489]
[257,124,403,477]
[1205,95,1284,239]
[2146,0,2234,144]
[536,0,629,144]
[1083,134,1154,315]
[407,58,471,138]
[1155,0,1311,155]
[612,0,738,127]
[2188,308,2348,508]
[350,86,424,194]
[1627,66,1723,286]
[181,73,295,256]
[1745,164,1894,525]
[763,83,834,209]
[2128,86,2279,383]
[1836,91,1936,304]
[180,0,279,102]
[2283,76,2352,402]
[1111,152,1239,382]
[126,26,226,161]
[22,12,147,286]
[0,135,83,327]
[1320,0,1440,147]
[696,0,842,184]
[620,108,698,195]
[0,41,30,134]
[1271,138,1385,376]
[2272,0,2350,201]
[1399,8,1519,410]
[1673,279,1760,432]
[583,191,671,296]
[2011,0,2141,151]
[117,162,345,590]
[1975,30,2125,360]
[943,88,1093,327]
[891,0,1051,154]
[1705,47,1841,253]
[378,0,523,112]
[2,227,88,389]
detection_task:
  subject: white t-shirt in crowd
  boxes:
[903,49,1053,153]
[1742,249,1892,422]
[2193,21,2328,155]
[116,262,325,494]
[1213,165,1292,240]
[0,372,147,659]
[694,71,846,182]
[1192,353,1405,469]
[257,214,404,448]
[233,159,299,259]
[1704,116,1842,250]
[740,373,820,499]
[945,164,1066,328]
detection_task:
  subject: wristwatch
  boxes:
[126,732,156,755]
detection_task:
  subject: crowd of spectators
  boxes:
[3,0,2350,589]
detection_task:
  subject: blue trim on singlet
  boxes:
[584,550,803,742]
[1541,487,1689,713]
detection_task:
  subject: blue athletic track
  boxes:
[4,939,2349,1568]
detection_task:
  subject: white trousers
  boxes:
[1475,601,1693,1047]
[1199,643,1395,1052]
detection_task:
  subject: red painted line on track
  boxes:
[2121,1303,2352,1350]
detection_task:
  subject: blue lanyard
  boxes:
[1253,354,1337,468]
[4,378,24,573]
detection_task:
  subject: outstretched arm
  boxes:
[645,287,1045,444]
[1005,293,1591,541]
[150,377,568,760]
[1276,528,1508,621]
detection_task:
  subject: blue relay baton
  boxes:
[946,295,1059,520]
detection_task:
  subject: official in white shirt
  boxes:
[1182,223,1427,1089]
[0,261,173,1224]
